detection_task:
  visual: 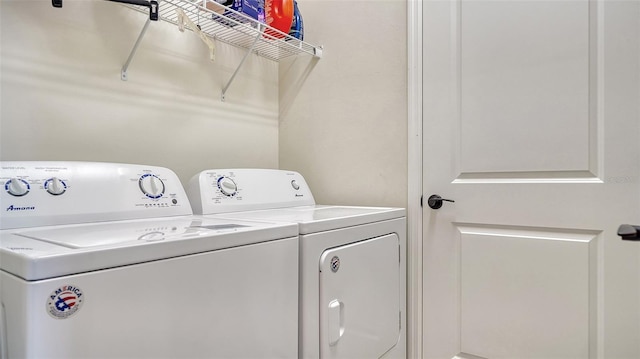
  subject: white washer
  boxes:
[0,162,298,359]
[187,169,407,359]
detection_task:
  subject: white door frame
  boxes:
[407,0,423,358]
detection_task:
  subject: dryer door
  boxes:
[319,234,400,359]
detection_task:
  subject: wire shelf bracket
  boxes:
[221,29,263,101]
[121,17,152,81]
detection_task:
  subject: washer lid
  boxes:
[15,218,252,248]
[0,215,297,281]
[214,205,406,234]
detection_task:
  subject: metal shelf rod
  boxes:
[121,17,152,81]
[221,30,263,101]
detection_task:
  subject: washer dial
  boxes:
[139,174,165,199]
[45,177,67,195]
[5,178,30,197]
[217,176,238,197]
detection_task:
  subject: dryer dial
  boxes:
[5,178,30,197]
[217,176,238,197]
[45,177,67,195]
[139,174,165,199]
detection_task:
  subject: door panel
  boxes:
[460,1,592,174]
[459,225,595,358]
[422,1,640,358]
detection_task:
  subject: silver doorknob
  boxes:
[618,224,640,241]
[427,194,455,209]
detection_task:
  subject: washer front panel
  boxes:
[1,237,299,358]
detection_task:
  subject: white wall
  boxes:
[0,0,280,184]
[279,0,408,208]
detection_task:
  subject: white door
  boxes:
[422,1,640,358]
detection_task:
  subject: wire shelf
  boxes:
[125,0,322,61]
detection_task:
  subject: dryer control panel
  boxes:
[0,161,192,229]
[187,169,315,214]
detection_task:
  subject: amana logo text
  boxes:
[6,205,36,212]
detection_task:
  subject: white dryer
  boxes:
[0,162,298,359]
[187,169,407,359]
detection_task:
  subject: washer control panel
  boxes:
[139,173,165,199]
[5,178,31,197]
[44,177,67,195]
[217,176,238,197]
[0,161,192,230]
[187,169,315,214]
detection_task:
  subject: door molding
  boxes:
[407,0,423,358]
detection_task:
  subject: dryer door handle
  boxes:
[328,299,345,346]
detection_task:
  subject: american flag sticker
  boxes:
[46,285,84,319]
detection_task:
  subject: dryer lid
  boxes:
[213,205,406,234]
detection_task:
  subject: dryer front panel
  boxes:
[319,234,400,359]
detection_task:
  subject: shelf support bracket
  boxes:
[55,0,158,80]
[221,30,262,102]
[121,17,152,81]
[176,8,216,62]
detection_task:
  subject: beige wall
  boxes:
[0,0,280,184]
[1,0,408,208]
[279,0,408,208]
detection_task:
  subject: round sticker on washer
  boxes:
[47,285,84,319]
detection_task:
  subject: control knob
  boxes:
[139,174,165,199]
[5,178,30,197]
[217,176,237,197]
[45,177,67,195]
